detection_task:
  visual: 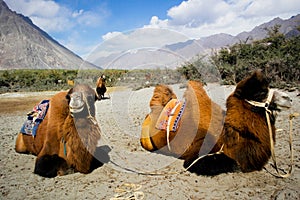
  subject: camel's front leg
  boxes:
[15,133,29,153]
[140,114,155,151]
[15,133,42,155]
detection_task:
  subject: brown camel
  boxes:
[141,70,292,175]
[15,84,102,177]
[140,81,225,166]
[96,75,107,99]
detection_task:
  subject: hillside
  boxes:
[0,0,99,70]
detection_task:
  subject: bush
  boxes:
[211,25,300,89]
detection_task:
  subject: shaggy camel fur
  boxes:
[208,69,292,174]
[141,81,225,167]
[15,84,101,177]
[141,70,292,175]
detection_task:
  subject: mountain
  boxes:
[236,15,300,41]
[0,0,99,70]
[90,14,300,69]
[168,14,300,63]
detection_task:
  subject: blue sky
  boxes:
[4,0,300,58]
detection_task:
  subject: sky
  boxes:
[4,0,300,59]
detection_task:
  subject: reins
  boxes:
[83,94,99,125]
[246,89,297,178]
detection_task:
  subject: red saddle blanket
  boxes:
[155,99,186,132]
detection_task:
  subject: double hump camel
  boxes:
[15,83,104,177]
[141,69,292,175]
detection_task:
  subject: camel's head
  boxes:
[269,90,292,111]
[150,84,177,107]
[234,69,292,112]
[66,84,98,117]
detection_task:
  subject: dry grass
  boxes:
[0,95,53,115]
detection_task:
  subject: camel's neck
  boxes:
[63,115,101,173]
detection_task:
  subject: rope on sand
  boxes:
[110,183,144,200]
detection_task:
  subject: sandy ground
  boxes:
[0,83,299,200]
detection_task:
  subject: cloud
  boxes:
[5,0,60,18]
[99,28,189,53]
[242,0,300,17]
[146,0,300,38]
[102,31,123,41]
[4,0,108,33]
[5,0,69,32]
[86,28,190,62]
[167,0,230,27]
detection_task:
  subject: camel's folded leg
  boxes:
[15,133,29,153]
[15,133,41,155]
[34,154,69,178]
[140,114,155,151]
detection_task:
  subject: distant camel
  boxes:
[67,79,74,86]
[96,75,107,99]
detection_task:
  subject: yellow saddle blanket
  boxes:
[155,99,186,132]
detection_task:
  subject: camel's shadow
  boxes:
[90,145,111,172]
[184,153,240,176]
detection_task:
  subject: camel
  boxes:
[141,70,292,175]
[96,75,107,99]
[200,69,293,175]
[15,84,102,177]
[140,81,225,166]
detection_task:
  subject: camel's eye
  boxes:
[70,92,82,101]
[282,95,292,102]
[153,94,160,99]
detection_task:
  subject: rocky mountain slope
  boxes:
[0,0,99,70]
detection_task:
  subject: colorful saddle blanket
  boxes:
[20,99,50,137]
[155,99,186,132]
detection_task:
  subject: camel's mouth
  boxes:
[276,103,292,111]
[69,92,85,115]
[69,104,84,114]
[273,90,292,111]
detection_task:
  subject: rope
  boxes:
[110,183,144,200]
[264,112,298,178]
[246,88,296,178]
[82,94,99,125]
[109,143,225,176]
[184,144,224,171]
[108,160,179,176]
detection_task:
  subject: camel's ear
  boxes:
[234,69,269,100]
[66,88,73,102]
